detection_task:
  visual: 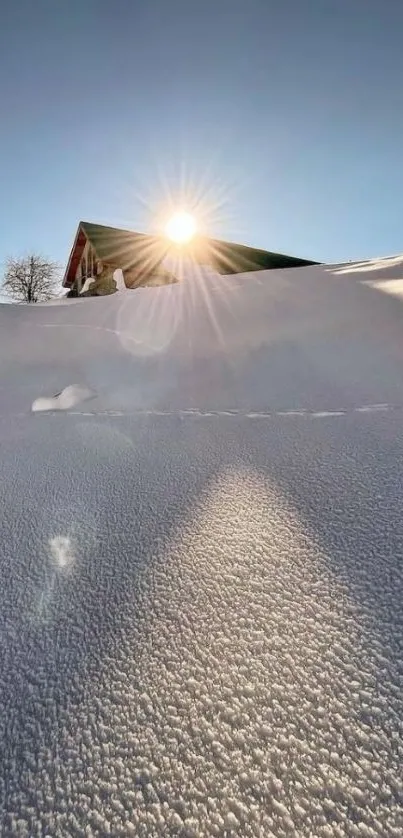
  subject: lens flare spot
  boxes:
[49,536,75,568]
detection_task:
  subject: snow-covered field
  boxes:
[1,256,403,836]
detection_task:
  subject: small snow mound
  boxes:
[31,384,95,412]
[113,268,127,292]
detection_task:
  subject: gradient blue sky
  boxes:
[1,0,403,269]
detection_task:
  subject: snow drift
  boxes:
[0,255,403,836]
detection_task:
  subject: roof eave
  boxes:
[62,223,85,287]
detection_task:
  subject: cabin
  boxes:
[62,221,318,297]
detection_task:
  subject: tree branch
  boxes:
[1,254,61,302]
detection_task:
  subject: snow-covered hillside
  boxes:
[1,255,403,836]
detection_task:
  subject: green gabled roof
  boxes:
[202,237,318,274]
[80,222,158,264]
[63,221,319,286]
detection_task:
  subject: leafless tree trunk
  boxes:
[2,255,60,303]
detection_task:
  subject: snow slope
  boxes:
[1,255,403,836]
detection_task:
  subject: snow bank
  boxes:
[0,255,403,835]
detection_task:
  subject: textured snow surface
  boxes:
[1,258,403,836]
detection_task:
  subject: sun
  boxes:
[165,211,197,244]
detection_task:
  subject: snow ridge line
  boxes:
[23,402,399,419]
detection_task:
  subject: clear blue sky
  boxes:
[1,0,403,268]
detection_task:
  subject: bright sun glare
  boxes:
[166,211,197,244]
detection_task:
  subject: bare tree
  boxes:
[2,254,60,303]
